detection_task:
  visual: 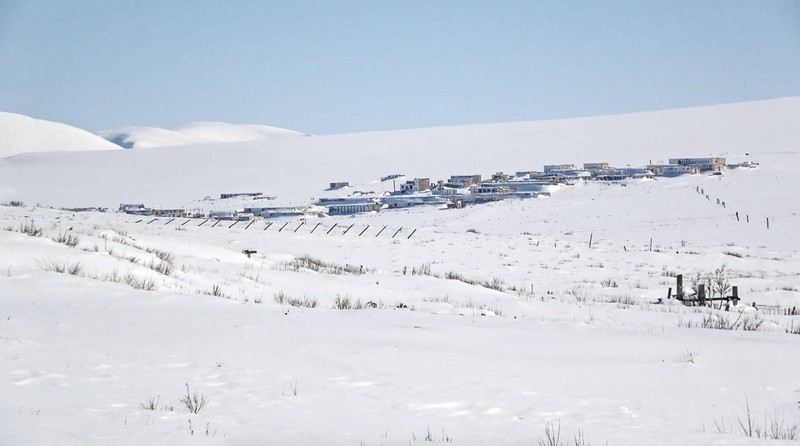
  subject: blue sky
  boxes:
[1,1,799,135]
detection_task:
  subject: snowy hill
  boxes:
[0,112,122,158]
[1,97,798,210]
[98,122,307,148]
[1,98,800,445]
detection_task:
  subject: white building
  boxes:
[668,157,726,173]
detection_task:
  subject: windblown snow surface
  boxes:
[1,98,800,445]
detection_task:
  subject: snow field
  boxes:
[2,165,799,444]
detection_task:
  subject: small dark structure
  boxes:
[667,274,740,307]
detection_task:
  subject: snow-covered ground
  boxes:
[1,99,799,445]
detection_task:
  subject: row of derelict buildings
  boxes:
[119,156,753,219]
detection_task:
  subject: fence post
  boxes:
[310,222,321,234]
[326,223,338,234]
[676,274,683,300]
[228,221,238,229]
[278,222,289,232]
[263,222,273,230]
[245,220,255,230]
[358,225,370,236]
[147,218,158,224]
[589,232,593,248]
[198,219,209,227]
[698,284,706,306]
[407,229,417,239]
[392,228,403,238]
[342,224,354,235]
[375,226,387,237]
[181,219,191,226]
[164,218,175,225]
[293,222,305,233]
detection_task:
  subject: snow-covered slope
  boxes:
[98,122,307,148]
[0,112,122,158]
[1,98,799,445]
[1,97,798,210]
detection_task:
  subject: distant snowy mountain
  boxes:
[0,112,122,158]
[98,122,308,148]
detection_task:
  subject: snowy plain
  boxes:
[1,98,800,445]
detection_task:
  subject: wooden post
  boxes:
[211,219,221,227]
[310,222,321,234]
[263,222,273,230]
[392,227,403,238]
[667,287,672,300]
[326,223,338,234]
[147,218,158,224]
[766,217,770,229]
[589,232,593,248]
[735,212,739,222]
[746,215,749,223]
[278,222,289,232]
[698,284,706,306]
[245,220,255,230]
[375,225,387,237]
[293,222,305,233]
[358,225,370,237]
[181,219,191,226]
[676,274,683,300]
[407,229,417,239]
[649,238,653,252]
[164,218,175,225]
[342,224,355,235]
[228,221,238,229]
[198,219,209,226]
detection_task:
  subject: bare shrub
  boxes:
[37,259,82,276]
[681,310,765,331]
[333,294,364,310]
[287,295,318,308]
[445,271,477,286]
[180,383,208,414]
[124,273,156,291]
[52,231,80,247]
[146,259,174,276]
[600,278,618,288]
[536,420,588,446]
[482,276,505,292]
[285,255,365,275]
[411,262,433,276]
[723,398,800,440]
[209,285,227,298]
[141,395,160,410]
[18,220,42,237]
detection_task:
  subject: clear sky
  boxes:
[1,0,799,135]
